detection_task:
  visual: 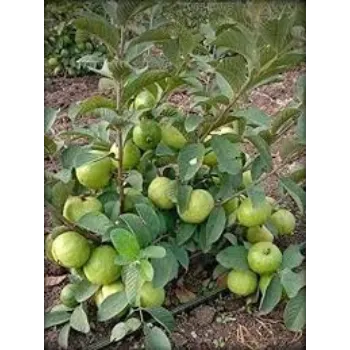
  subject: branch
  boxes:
[116,128,125,214]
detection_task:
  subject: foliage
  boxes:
[45,1,306,348]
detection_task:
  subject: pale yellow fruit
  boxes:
[148,177,175,209]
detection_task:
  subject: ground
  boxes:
[44,67,306,350]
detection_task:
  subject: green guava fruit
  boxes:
[94,281,125,306]
[266,196,279,211]
[161,125,187,150]
[140,282,165,307]
[133,120,162,150]
[203,151,218,167]
[223,197,240,214]
[178,189,214,224]
[237,198,272,227]
[76,157,112,190]
[270,209,296,235]
[83,245,121,285]
[134,90,156,110]
[110,140,141,170]
[148,177,175,210]
[51,231,91,268]
[246,226,274,243]
[123,187,144,212]
[247,242,282,275]
[63,196,102,223]
[60,283,79,308]
[227,269,258,296]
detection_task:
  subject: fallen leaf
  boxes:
[45,275,67,287]
[174,286,196,304]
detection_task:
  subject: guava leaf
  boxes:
[176,184,193,214]
[246,134,273,171]
[185,114,204,132]
[98,291,129,322]
[178,143,205,181]
[77,212,115,238]
[216,246,249,270]
[44,311,71,329]
[70,305,90,334]
[205,207,226,245]
[283,288,306,331]
[135,203,161,240]
[110,322,127,342]
[176,223,197,245]
[279,177,306,214]
[125,317,142,332]
[44,107,59,132]
[211,135,242,175]
[259,275,283,314]
[74,280,100,303]
[44,135,57,156]
[280,268,306,299]
[141,246,166,259]
[144,325,172,350]
[140,259,154,281]
[58,323,70,349]
[281,244,305,270]
[144,307,175,333]
[110,228,141,262]
[125,170,143,191]
[122,263,141,305]
[235,107,270,128]
[168,245,189,270]
[246,184,266,208]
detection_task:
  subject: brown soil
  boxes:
[44,68,306,350]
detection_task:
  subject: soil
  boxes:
[44,67,306,350]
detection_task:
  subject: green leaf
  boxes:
[110,322,128,342]
[216,173,242,201]
[111,228,141,262]
[53,169,72,184]
[125,317,142,332]
[130,27,171,46]
[126,43,153,63]
[279,177,306,214]
[297,112,306,145]
[144,325,172,350]
[98,291,129,322]
[140,259,154,281]
[69,96,116,120]
[77,212,114,238]
[155,142,176,157]
[144,307,175,333]
[185,114,204,132]
[262,14,294,52]
[283,288,306,331]
[45,107,59,132]
[122,263,141,305]
[152,248,179,288]
[205,207,226,245]
[214,27,255,68]
[44,311,71,329]
[246,134,273,171]
[246,185,266,208]
[235,107,270,128]
[125,170,143,191]
[142,246,166,259]
[280,269,306,299]
[123,70,170,103]
[211,135,242,175]
[216,246,249,270]
[74,14,120,53]
[136,204,162,240]
[259,275,283,314]
[58,323,70,349]
[119,213,153,247]
[70,305,90,334]
[44,135,57,156]
[178,143,205,182]
[270,107,300,135]
[176,184,193,214]
[108,59,132,82]
[168,245,189,270]
[213,56,248,93]
[74,280,100,303]
[176,223,196,245]
[281,244,305,270]
[114,0,154,26]
[51,305,74,313]
[51,180,74,211]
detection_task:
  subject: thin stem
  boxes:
[45,200,101,243]
[116,128,124,214]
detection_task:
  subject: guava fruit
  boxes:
[270,209,296,235]
[148,177,175,210]
[133,120,162,150]
[266,196,279,211]
[223,197,240,214]
[246,226,274,243]
[134,90,156,110]
[94,281,125,306]
[110,140,141,170]
[227,269,258,296]
[237,198,272,227]
[63,196,102,223]
[247,242,282,275]
[242,170,253,187]
[76,157,112,190]
[83,245,121,285]
[60,283,79,308]
[178,189,214,224]
[140,282,165,307]
[203,151,218,167]
[51,231,91,268]
[161,125,187,150]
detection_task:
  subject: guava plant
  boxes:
[44,1,306,349]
